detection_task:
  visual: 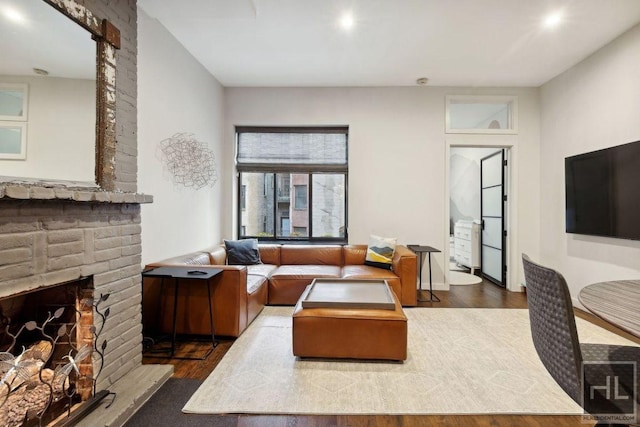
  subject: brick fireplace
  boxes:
[0,200,145,392]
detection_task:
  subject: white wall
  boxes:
[0,75,94,182]
[224,87,541,289]
[137,8,225,264]
[540,23,640,306]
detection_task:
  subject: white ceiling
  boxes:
[138,0,640,88]
[0,0,95,79]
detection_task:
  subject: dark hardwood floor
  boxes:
[141,277,639,427]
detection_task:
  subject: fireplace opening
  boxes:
[0,277,96,426]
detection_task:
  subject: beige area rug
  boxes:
[183,307,637,415]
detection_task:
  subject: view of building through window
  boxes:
[239,172,345,239]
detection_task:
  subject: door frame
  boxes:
[444,136,522,293]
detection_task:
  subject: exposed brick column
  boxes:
[78,0,138,194]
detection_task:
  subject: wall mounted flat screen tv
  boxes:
[565,140,640,240]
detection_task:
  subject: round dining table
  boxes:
[578,279,640,339]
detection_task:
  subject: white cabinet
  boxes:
[454,220,481,273]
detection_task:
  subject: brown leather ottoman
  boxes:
[292,283,407,361]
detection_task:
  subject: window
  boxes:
[240,185,246,210]
[293,227,307,237]
[237,127,348,242]
[281,218,290,237]
[263,174,272,196]
[294,185,307,209]
[280,175,290,197]
[445,95,518,134]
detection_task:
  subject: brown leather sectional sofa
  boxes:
[143,244,417,338]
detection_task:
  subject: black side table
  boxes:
[407,245,441,302]
[142,266,222,359]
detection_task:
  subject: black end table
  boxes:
[407,245,441,302]
[142,266,222,359]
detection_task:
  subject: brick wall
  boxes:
[0,0,142,391]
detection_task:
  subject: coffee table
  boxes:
[292,279,408,361]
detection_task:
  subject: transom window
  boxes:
[236,126,348,242]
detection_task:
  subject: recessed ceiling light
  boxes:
[2,6,24,23]
[340,12,354,30]
[33,68,49,76]
[416,77,429,86]
[543,11,563,28]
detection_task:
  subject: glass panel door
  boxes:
[480,150,506,286]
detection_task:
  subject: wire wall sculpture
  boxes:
[159,133,218,190]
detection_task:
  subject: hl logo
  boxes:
[590,375,630,401]
[582,361,637,424]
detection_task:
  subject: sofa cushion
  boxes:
[247,274,267,294]
[280,245,342,265]
[342,265,398,280]
[183,253,210,265]
[343,245,367,265]
[187,253,212,265]
[246,264,278,278]
[224,239,262,265]
[159,251,211,265]
[209,246,227,265]
[258,244,281,265]
[270,265,342,280]
[247,277,268,324]
[365,235,396,270]
[268,265,342,305]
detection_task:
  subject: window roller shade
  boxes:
[237,130,347,172]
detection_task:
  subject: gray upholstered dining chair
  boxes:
[522,254,640,426]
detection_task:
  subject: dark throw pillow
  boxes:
[224,239,262,265]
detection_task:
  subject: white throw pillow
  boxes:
[364,235,397,270]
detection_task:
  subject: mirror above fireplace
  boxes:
[0,0,96,182]
[0,0,121,191]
